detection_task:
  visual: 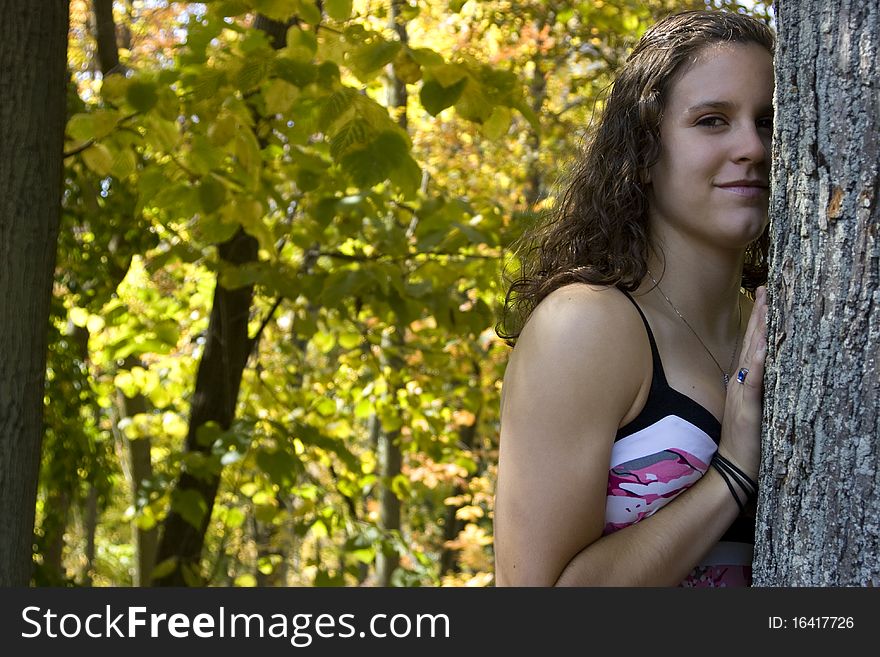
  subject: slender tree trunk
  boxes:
[115,378,158,586]
[374,0,410,588]
[152,14,294,586]
[92,0,123,75]
[82,484,98,585]
[90,0,155,584]
[0,0,69,586]
[152,229,259,586]
[524,14,549,209]
[754,0,880,585]
[42,490,70,581]
[440,415,478,575]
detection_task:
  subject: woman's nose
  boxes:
[732,124,769,164]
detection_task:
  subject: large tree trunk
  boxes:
[754,0,880,585]
[0,0,69,587]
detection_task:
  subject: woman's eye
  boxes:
[696,116,725,127]
[758,117,774,130]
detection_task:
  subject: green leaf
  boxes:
[233,127,262,185]
[316,397,337,417]
[295,168,321,192]
[82,143,114,176]
[207,113,237,146]
[126,79,159,112]
[153,319,180,346]
[199,212,240,244]
[100,74,130,103]
[67,110,120,141]
[392,49,422,84]
[338,332,361,349]
[253,0,298,21]
[66,114,94,142]
[419,77,467,116]
[430,62,467,87]
[296,0,322,25]
[144,115,181,152]
[482,105,511,139]
[329,117,373,160]
[256,448,300,488]
[285,25,317,60]
[195,421,225,448]
[388,154,421,199]
[225,507,246,529]
[263,78,300,114]
[311,330,336,353]
[172,489,207,530]
[512,97,541,135]
[188,135,225,174]
[350,37,402,81]
[109,146,137,179]
[455,76,493,123]
[408,47,444,67]
[325,0,352,21]
[215,0,250,17]
[340,129,410,188]
[274,58,318,87]
[319,88,358,132]
[235,57,270,93]
[150,557,179,581]
[199,175,227,214]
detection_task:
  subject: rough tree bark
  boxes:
[0,0,70,587]
[754,0,879,585]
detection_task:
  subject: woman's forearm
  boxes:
[554,467,742,586]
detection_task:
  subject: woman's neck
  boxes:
[638,240,745,342]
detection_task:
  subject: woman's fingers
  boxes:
[739,286,767,392]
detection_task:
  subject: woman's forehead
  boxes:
[665,43,774,112]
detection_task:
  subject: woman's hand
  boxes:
[717,285,768,481]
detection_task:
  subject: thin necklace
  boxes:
[647,270,741,389]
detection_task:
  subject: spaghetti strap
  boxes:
[618,288,668,387]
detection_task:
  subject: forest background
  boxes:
[33,0,771,587]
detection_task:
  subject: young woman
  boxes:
[494,10,773,587]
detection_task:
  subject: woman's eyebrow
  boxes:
[684,100,736,114]
[684,100,774,115]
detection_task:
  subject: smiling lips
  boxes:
[715,179,768,198]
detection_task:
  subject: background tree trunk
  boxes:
[754,0,880,585]
[0,0,69,587]
[152,14,293,586]
[92,0,123,75]
[373,0,410,588]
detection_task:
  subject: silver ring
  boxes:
[736,367,749,384]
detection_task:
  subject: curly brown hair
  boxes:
[497,10,775,344]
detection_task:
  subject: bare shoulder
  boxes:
[501,282,649,428]
[514,283,648,379]
[521,282,643,341]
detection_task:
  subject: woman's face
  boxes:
[647,42,774,251]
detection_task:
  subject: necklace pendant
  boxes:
[722,372,729,389]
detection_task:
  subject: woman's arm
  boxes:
[494,284,767,586]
